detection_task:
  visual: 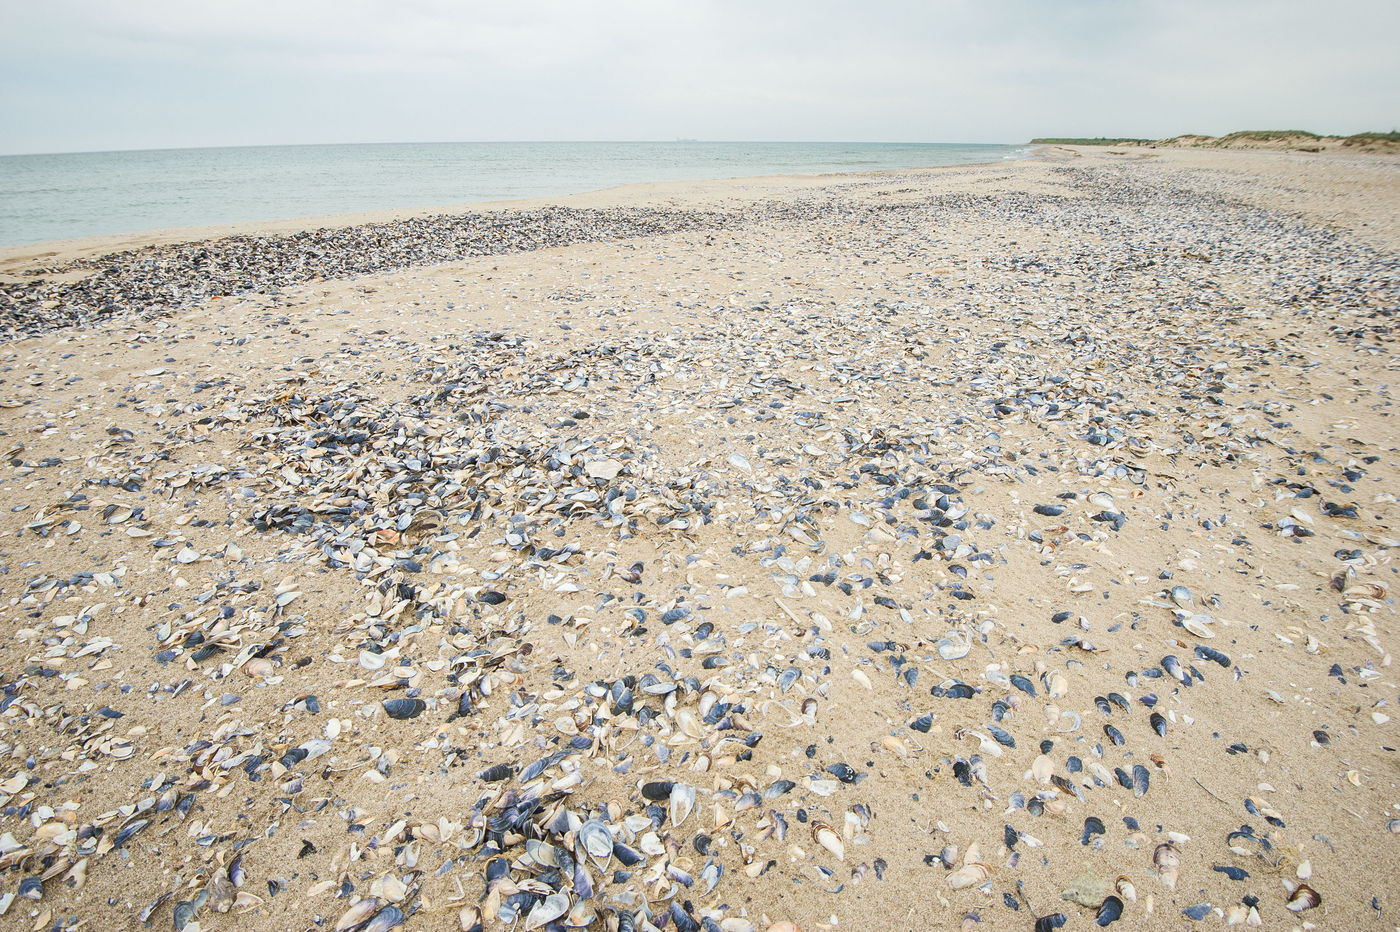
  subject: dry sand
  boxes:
[0,146,1395,932]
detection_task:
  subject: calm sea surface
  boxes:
[0,141,1027,246]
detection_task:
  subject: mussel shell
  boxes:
[113,819,149,849]
[172,901,198,932]
[1195,644,1231,667]
[524,891,569,929]
[577,819,613,861]
[382,698,425,720]
[478,763,515,783]
[1096,895,1124,926]
[1131,764,1149,797]
[987,725,1016,748]
[613,842,645,867]
[641,781,674,801]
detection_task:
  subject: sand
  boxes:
[0,146,1395,932]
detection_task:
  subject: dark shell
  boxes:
[641,781,675,801]
[382,698,426,720]
[1096,895,1123,926]
[614,842,645,866]
[173,901,197,932]
[112,819,149,850]
[365,905,406,932]
[1132,764,1150,797]
[478,763,515,783]
[987,724,1016,748]
[764,779,796,799]
[1195,644,1231,667]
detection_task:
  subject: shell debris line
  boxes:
[0,146,1396,931]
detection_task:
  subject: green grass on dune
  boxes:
[1030,130,1399,147]
[1342,131,1400,144]
[1217,129,1321,141]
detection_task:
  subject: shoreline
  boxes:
[6,145,1397,341]
[0,145,1395,932]
[0,157,1031,270]
[0,142,1036,257]
[6,142,1397,275]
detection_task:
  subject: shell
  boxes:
[382,698,426,720]
[525,892,570,930]
[1152,843,1180,888]
[1285,883,1321,912]
[945,862,991,890]
[812,821,844,861]
[1096,895,1124,926]
[669,783,696,827]
[1181,614,1215,638]
[577,819,613,867]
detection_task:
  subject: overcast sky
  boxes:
[1,0,1395,154]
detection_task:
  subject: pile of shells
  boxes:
[0,152,1395,931]
[0,206,731,339]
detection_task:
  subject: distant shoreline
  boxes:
[1031,129,1399,153]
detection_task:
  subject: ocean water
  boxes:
[0,141,1028,246]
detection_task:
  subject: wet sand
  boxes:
[0,146,1396,932]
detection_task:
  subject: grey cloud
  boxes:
[0,0,1395,153]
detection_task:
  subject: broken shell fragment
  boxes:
[1153,843,1180,889]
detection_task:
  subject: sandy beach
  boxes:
[0,145,1396,932]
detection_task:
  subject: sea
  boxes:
[0,141,1029,247]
